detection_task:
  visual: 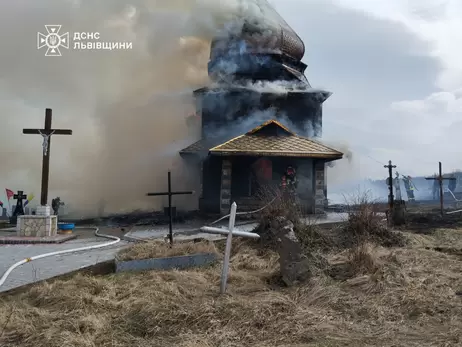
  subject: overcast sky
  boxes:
[0,0,460,207]
[272,0,462,179]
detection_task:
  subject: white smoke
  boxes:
[0,0,273,217]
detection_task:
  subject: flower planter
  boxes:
[115,252,218,273]
[58,223,75,235]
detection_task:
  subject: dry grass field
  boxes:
[1,206,462,347]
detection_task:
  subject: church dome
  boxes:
[210,0,305,62]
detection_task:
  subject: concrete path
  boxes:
[0,234,128,293]
[0,213,349,293]
[125,212,349,241]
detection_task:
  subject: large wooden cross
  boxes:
[425,162,456,217]
[23,108,72,206]
[146,171,194,245]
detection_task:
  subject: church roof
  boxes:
[180,120,343,159]
[179,139,207,154]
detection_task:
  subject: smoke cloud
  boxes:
[0,0,259,217]
[0,0,351,217]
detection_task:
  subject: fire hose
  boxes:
[0,196,279,289]
[0,227,120,290]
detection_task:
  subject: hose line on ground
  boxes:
[0,227,120,289]
[208,196,278,226]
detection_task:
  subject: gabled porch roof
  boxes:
[180,120,343,160]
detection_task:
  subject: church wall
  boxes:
[196,89,324,144]
[199,156,222,214]
[218,156,318,214]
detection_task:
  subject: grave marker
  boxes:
[200,202,260,294]
[23,108,72,207]
[146,171,194,245]
[0,207,8,221]
[425,162,456,217]
[10,191,27,224]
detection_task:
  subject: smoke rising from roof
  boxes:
[0,0,254,217]
[0,0,349,216]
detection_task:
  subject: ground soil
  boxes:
[1,213,462,346]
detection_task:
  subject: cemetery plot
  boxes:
[1,202,462,347]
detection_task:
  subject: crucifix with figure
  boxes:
[425,162,456,217]
[147,171,194,245]
[23,108,72,206]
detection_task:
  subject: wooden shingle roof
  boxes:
[209,120,343,159]
[180,120,343,159]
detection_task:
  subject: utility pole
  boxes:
[384,160,396,211]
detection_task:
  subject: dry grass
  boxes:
[116,240,218,261]
[342,193,407,248]
[1,229,462,346]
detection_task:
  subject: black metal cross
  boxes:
[12,190,27,217]
[146,171,194,245]
[425,162,456,217]
[23,108,72,206]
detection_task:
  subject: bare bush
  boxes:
[343,191,407,248]
[255,185,332,251]
[256,185,303,227]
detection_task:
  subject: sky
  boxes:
[274,0,462,182]
[0,0,460,211]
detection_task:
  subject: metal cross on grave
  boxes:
[425,162,456,217]
[12,190,27,217]
[23,108,72,206]
[146,171,194,245]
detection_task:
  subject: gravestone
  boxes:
[391,200,406,226]
[257,216,327,286]
[0,207,8,221]
[10,191,27,225]
[276,219,314,286]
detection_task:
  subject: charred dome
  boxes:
[208,0,309,84]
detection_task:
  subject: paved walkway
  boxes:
[125,212,349,241]
[0,233,128,293]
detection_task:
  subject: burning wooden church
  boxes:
[180,0,343,214]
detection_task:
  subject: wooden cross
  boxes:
[425,162,456,217]
[146,171,194,245]
[384,160,396,210]
[23,108,72,206]
[12,190,27,217]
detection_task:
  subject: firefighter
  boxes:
[285,166,297,192]
[402,176,415,202]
